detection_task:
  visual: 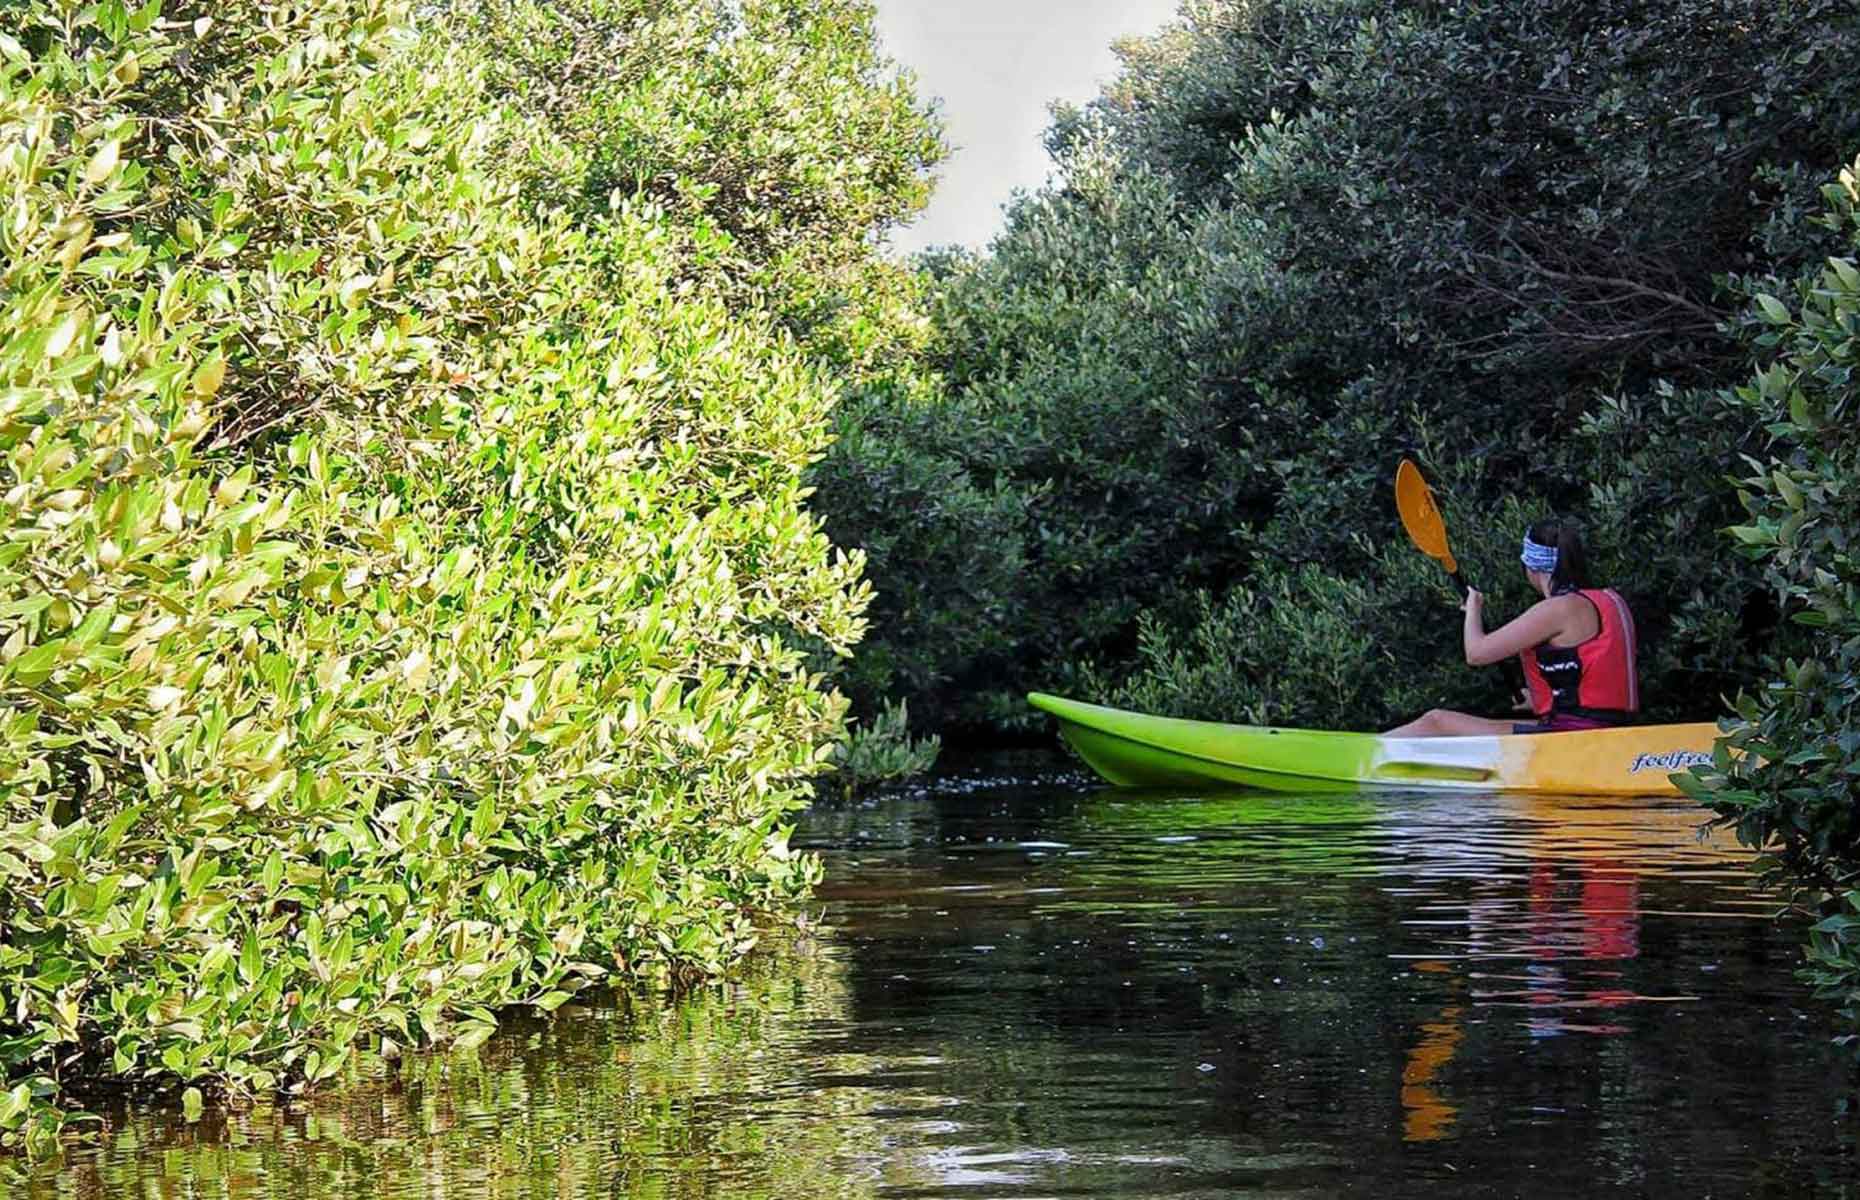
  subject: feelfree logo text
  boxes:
[1629,750,1713,774]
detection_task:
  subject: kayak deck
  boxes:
[1028,692,1719,797]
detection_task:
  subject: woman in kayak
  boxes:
[1386,519,1639,737]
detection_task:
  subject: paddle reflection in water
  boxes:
[1381,794,1753,1141]
[1399,964,1463,1143]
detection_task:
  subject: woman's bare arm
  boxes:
[1463,593,1570,666]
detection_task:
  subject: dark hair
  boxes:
[1527,517,1588,592]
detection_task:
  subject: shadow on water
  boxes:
[20,761,1860,1198]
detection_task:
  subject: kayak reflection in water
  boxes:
[1386,519,1640,738]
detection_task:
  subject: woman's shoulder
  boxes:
[1530,590,1600,628]
[1534,591,1592,611]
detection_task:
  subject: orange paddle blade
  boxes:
[1395,458,1458,576]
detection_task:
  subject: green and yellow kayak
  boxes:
[1028,692,1720,796]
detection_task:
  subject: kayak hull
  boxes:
[1028,692,1719,796]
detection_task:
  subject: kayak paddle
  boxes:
[1395,458,1469,594]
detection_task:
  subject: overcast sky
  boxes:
[872,0,1180,255]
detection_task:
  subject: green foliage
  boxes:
[810,367,1035,727]
[817,150,1293,730]
[1803,894,1860,1052]
[1082,562,1430,731]
[1081,0,1860,378]
[456,0,946,354]
[0,0,932,1155]
[1682,159,1860,916]
[817,0,1860,733]
[824,700,941,795]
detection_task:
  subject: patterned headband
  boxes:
[1520,534,1559,573]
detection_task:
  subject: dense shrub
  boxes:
[816,149,1291,730]
[815,0,1860,734]
[465,0,955,743]
[810,368,1034,727]
[461,0,939,261]
[1681,160,1860,997]
[1080,562,1436,732]
[823,700,941,796]
[455,0,947,390]
[0,0,932,1154]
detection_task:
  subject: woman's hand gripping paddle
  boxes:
[1395,458,1469,595]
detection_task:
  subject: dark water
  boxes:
[17,758,1860,1198]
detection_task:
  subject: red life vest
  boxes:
[1520,588,1639,721]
